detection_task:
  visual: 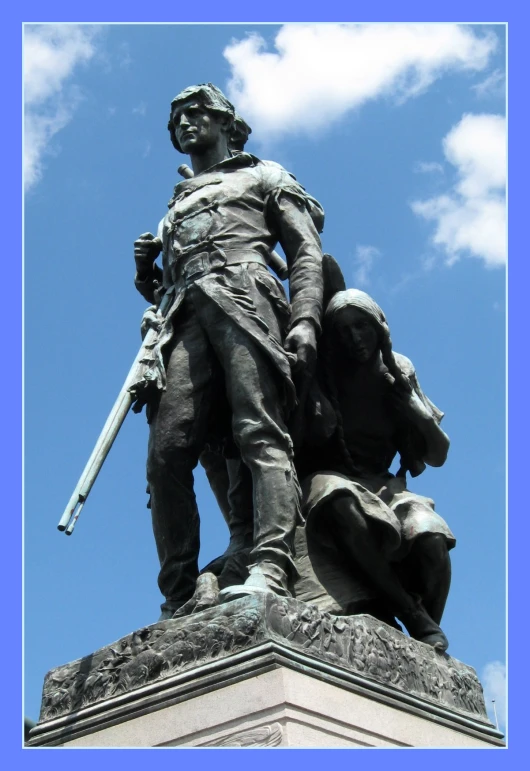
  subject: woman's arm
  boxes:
[392,386,450,467]
[389,356,450,468]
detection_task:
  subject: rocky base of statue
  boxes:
[28,595,503,748]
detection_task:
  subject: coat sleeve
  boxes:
[261,164,325,334]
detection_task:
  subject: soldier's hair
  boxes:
[168,83,252,153]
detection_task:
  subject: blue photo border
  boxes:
[10,2,523,769]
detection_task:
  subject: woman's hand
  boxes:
[390,383,434,426]
[389,380,449,466]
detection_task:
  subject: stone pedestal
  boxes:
[28,595,504,748]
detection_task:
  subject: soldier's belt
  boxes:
[174,249,268,283]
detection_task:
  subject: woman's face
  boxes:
[333,306,379,363]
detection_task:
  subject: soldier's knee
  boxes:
[233,419,291,465]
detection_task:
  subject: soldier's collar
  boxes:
[168,153,261,207]
[199,152,260,173]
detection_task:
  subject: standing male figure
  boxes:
[133,84,324,619]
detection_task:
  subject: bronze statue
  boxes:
[57,85,455,655]
[132,84,325,619]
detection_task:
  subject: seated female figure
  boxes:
[294,288,454,651]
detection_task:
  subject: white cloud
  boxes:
[411,113,506,268]
[472,69,505,99]
[353,245,380,287]
[481,660,506,731]
[224,24,497,138]
[24,24,99,191]
[132,102,147,116]
[421,254,437,271]
[117,41,132,69]
[414,161,444,175]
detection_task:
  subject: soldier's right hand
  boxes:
[134,232,162,277]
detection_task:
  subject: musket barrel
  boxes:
[58,492,84,531]
[57,389,133,532]
[65,500,86,535]
[269,250,289,280]
[58,292,173,534]
[177,164,194,180]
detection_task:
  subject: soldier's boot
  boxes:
[171,572,221,618]
[219,559,291,601]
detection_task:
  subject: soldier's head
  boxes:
[168,83,251,154]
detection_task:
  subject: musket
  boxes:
[57,290,172,535]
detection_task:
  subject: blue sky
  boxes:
[23,21,507,739]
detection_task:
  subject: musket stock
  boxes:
[58,292,172,535]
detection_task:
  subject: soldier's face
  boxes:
[333,307,378,363]
[171,99,226,154]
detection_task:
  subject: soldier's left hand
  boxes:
[285,320,317,374]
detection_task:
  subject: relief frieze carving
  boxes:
[38,595,487,725]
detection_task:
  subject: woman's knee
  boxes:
[331,495,369,534]
[415,533,449,564]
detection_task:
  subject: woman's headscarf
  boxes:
[322,288,445,477]
[326,288,387,330]
[324,289,409,391]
